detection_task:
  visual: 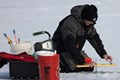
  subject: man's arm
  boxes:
[64,34,85,64]
[87,28,112,62]
[60,17,85,64]
[87,32,107,58]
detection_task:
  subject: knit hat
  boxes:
[81,5,98,21]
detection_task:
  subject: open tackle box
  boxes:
[9,31,53,79]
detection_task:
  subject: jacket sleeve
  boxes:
[87,28,107,58]
[60,17,85,64]
[64,34,85,64]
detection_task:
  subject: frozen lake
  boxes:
[0,64,120,80]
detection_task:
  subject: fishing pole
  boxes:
[18,37,20,44]
[13,29,18,44]
[3,33,12,45]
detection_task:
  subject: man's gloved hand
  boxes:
[84,57,92,63]
[0,59,8,68]
[84,57,97,67]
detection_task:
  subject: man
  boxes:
[52,4,112,72]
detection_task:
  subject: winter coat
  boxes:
[52,4,107,65]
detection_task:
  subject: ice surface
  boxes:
[0,64,120,80]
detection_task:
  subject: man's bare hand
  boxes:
[103,54,113,62]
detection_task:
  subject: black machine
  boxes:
[33,31,54,52]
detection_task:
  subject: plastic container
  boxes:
[11,41,33,55]
[37,54,59,80]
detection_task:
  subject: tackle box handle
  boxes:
[33,31,51,40]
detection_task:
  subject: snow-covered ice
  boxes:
[0,64,120,80]
[60,72,120,80]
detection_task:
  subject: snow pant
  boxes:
[60,52,94,73]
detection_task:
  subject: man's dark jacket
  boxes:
[52,5,107,71]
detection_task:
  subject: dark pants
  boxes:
[60,52,94,73]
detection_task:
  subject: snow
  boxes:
[0,0,120,79]
[60,72,120,80]
[0,64,120,80]
[0,64,10,79]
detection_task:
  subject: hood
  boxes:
[70,4,88,19]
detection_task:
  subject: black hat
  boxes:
[81,5,98,21]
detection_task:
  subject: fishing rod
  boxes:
[3,33,12,45]
[13,29,18,44]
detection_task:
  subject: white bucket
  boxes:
[11,41,33,55]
